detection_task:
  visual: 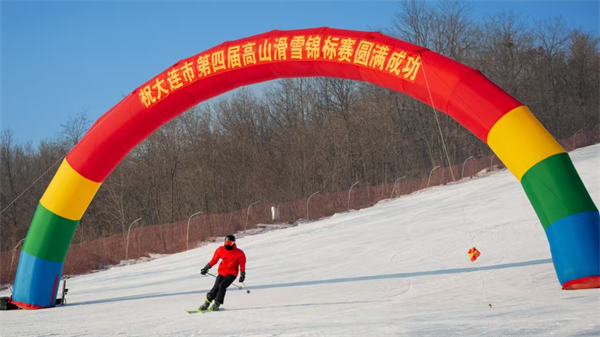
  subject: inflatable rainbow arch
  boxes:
[12,28,599,309]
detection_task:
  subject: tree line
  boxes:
[1,0,598,252]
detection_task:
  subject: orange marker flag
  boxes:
[468,247,481,262]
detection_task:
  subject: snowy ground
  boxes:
[2,145,599,336]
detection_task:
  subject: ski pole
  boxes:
[205,272,247,291]
[242,282,250,293]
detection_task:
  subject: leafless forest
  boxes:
[1,1,598,282]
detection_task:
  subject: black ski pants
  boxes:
[206,274,236,304]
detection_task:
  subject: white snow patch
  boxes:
[1,145,599,336]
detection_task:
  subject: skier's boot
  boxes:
[199,299,211,311]
[210,301,222,311]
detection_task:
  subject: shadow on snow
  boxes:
[73,258,552,306]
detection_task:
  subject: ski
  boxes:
[185,308,225,314]
[185,309,204,314]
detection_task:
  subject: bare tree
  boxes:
[61,110,92,147]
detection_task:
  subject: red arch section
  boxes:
[67,27,521,183]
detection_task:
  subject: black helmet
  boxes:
[224,235,236,250]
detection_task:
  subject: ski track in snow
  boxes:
[2,145,600,336]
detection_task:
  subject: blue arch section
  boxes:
[546,210,600,285]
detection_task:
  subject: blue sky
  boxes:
[1,1,599,145]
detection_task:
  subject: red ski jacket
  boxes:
[209,245,246,277]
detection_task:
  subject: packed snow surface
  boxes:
[2,145,599,336]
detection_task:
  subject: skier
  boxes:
[199,235,246,311]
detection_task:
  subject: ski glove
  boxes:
[201,264,211,275]
[239,271,246,283]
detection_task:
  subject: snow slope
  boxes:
[2,145,599,336]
